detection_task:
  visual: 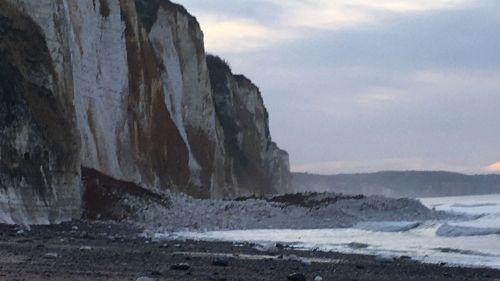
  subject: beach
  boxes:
[1,220,499,281]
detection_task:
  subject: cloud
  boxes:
[412,70,500,93]
[177,0,472,53]
[356,87,405,105]
[280,0,470,30]
[197,16,290,53]
[485,162,500,173]
[347,0,469,12]
[279,1,372,30]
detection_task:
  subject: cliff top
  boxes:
[135,0,200,31]
[206,54,232,73]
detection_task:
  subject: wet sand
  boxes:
[0,221,499,281]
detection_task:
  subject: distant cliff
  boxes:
[0,0,290,224]
[207,55,290,196]
[293,171,500,198]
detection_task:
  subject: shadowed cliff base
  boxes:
[82,167,171,222]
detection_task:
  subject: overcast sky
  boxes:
[176,0,500,175]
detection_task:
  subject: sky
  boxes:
[175,0,500,175]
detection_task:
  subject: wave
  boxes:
[451,203,498,208]
[347,242,370,249]
[436,223,500,237]
[354,221,422,232]
[434,247,497,257]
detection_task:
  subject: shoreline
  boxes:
[154,228,500,271]
[1,221,499,281]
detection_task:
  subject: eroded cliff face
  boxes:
[0,2,81,224]
[0,0,290,224]
[207,55,291,196]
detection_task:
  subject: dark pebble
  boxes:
[170,263,190,271]
[150,270,162,276]
[287,272,306,281]
[16,239,33,243]
[212,257,230,267]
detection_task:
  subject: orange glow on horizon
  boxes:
[486,162,500,172]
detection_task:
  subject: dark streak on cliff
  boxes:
[99,0,111,18]
[120,1,191,190]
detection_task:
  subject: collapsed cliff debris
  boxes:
[134,191,449,232]
[74,168,446,231]
[42,167,445,231]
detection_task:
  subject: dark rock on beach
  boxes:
[170,263,190,271]
[287,272,307,281]
[212,257,230,267]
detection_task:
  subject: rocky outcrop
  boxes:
[207,55,291,196]
[0,0,290,224]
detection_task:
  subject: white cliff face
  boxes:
[150,9,190,159]
[67,0,213,190]
[12,0,220,193]
[68,0,133,182]
[0,0,290,224]
[154,5,220,192]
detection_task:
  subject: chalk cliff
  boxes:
[0,0,290,224]
[207,55,290,196]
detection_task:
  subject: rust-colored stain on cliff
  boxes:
[120,2,191,191]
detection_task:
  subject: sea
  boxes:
[165,194,500,269]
